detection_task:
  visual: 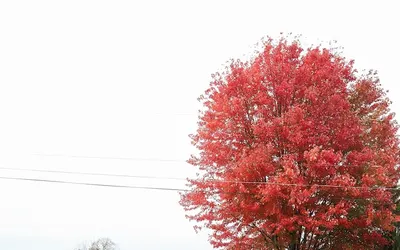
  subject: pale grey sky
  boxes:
[0,0,399,249]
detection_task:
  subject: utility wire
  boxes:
[0,176,388,203]
[0,176,187,191]
[34,153,187,163]
[151,113,197,116]
[33,153,385,169]
[0,167,397,191]
[0,166,187,181]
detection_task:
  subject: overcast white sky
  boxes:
[0,0,399,249]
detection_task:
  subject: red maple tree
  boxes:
[180,37,400,249]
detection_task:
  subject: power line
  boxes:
[0,166,397,191]
[33,153,385,169]
[0,176,388,204]
[34,153,187,163]
[0,166,187,181]
[151,113,197,116]
[0,176,187,191]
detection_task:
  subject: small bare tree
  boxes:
[75,238,117,250]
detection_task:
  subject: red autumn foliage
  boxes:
[180,37,400,249]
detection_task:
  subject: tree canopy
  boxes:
[180,37,400,249]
